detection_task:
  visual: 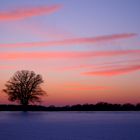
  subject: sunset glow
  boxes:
[0,0,140,106]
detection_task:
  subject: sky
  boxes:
[0,0,140,106]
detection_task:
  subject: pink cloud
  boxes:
[58,59,140,71]
[0,65,16,70]
[64,83,110,91]
[0,33,137,48]
[82,65,140,76]
[11,22,73,40]
[0,50,140,60]
[0,4,62,21]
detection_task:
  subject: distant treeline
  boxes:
[1,102,140,111]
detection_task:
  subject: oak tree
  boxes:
[3,70,46,105]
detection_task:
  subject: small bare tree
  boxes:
[3,70,46,105]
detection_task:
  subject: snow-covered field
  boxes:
[0,111,140,140]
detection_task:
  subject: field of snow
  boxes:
[0,111,140,140]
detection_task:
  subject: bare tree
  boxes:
[3,70,46,105]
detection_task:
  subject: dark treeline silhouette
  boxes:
[2,70,139,112]
[1,102,140,111]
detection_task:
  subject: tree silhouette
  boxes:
[3,70,46,105]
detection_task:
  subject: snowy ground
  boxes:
[0,111,140,140]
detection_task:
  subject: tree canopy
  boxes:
[3,70,46,105]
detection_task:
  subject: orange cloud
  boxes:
[0,33,137,48]
[0,50,140,60]
[82,65,140,76]
[0,4,62,21]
